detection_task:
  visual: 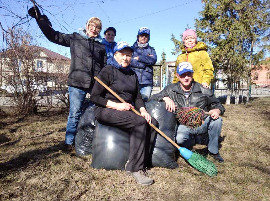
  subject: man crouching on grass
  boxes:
[150,62,225,163]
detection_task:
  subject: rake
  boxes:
[94,76,218,177]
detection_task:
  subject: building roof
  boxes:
[35,46,70,61]
[0,46,70,61]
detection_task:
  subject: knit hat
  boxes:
[104,27,116,36]
[177,62,194,75]
[182,29,197,41]
[113,41,134,53]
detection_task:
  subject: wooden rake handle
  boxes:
[94,76,180,149]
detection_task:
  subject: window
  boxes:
[36,60,43,72]
[267,72,270,80]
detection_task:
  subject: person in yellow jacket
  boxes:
[173,29,214,88]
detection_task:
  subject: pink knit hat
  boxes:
[182,29,197,41]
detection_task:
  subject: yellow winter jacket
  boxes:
[173,42,214,85]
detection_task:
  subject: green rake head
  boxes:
[187,152,218,177]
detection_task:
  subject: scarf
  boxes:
[137,41,149,48]
[108,57,132,72]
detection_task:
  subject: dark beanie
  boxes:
[104,27,116,36]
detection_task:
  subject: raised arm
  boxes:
[28,6,72,47]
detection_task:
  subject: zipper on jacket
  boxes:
[89,38,95,89]
[185,48,189,62]
[185,91,191,106]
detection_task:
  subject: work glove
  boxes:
[28,6,52,27]
[28,6,41,19]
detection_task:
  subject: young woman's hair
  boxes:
[86,17,102,31]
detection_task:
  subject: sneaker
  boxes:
[209,152,224,163]
[127,170,154,186]
[143,168,155,176]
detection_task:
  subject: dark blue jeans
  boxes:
[65,86,91,145]
[176,116,223,154]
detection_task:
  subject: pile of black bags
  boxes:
[75,100,179,169]
[75,103,96,156]
[146,100,178,169]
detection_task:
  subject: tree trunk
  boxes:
[235,89,239,104]
[247,40,255,103]
[226,89,231,105]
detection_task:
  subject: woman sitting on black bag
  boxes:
[90,42,157,186]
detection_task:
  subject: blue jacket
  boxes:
[131,42,157,85]
[101,38,117,64]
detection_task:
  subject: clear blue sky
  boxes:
[1,0,204,62]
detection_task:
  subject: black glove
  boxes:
[28,6,41,19]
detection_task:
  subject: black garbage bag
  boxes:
[75,103,96,156]
[195,134,209,145]
[146,100,178,169]
[91,122,130,170]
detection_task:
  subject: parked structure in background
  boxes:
[0,46,70,94]
[0,46,70,111]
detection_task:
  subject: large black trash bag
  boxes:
[91,122,130,170]
[146,100,178,169]
[195,133,209,145]
[75,102,96,156]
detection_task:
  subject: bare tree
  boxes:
[42,58,69,110]
[52,60,69,108]
[0,26,43,114]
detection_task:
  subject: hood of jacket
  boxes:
[78,28,102,42]
[181,41,208,53]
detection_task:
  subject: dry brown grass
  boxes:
[0,98,269,201]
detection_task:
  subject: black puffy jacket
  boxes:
[35,15,107,89]
[150,81,225,115]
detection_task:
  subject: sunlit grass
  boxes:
[0,98,269,200]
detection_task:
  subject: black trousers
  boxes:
[95,107,158,172]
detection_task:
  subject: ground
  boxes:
[0,98,269,201]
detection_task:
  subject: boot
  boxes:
[209,152,224,163]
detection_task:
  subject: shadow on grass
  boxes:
[0,109,67,131]
[0,135,11,145]
[0,116,26,132]
[239,162,270,175]
[36,109,68,118]
[0,142,66,179]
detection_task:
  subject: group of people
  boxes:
[28,6,225,186]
